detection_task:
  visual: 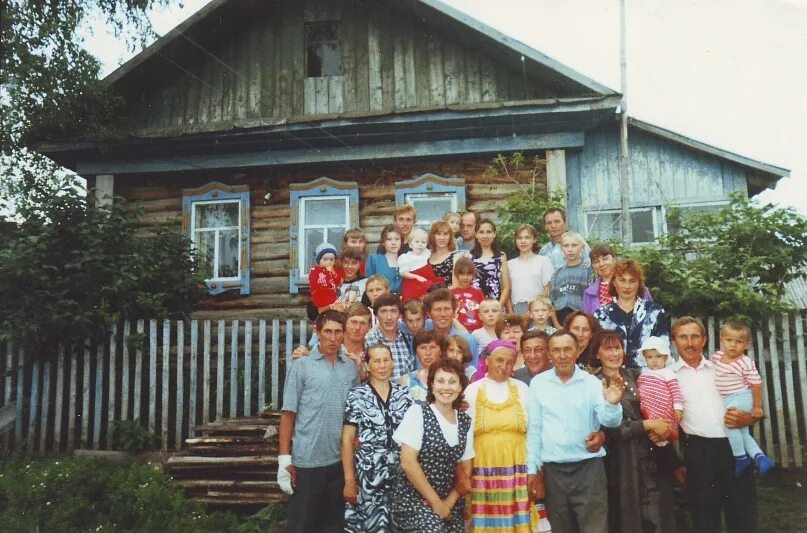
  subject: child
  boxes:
[342,227,368,275]
[713,320,774,477]
[399,228,442,302]
[337,248,367,305]
[308,243,343,318]
[636,336,683,446]
[450,256,485,332]
[548,231,594,324]
[508,224,554,315]
[402,298,426,337]
[361,275,391,328]
[443,211,461,236]
[527,296,557,335]
[472,298,501,355]
[446,334,477,380]
[365,225,402,294]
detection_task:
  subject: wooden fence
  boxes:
[1,313,806,468]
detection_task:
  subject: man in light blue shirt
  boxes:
[526,329,624,533]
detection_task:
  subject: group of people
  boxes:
[279,205,773,533]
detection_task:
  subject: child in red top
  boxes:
[450,256,484,332]
[309,243,343,313]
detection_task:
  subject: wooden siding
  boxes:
[116,157,544,318]
[125,0,563,133]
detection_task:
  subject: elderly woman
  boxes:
[464,340,536,531]
[563,310,601,372]
[591,331,677,533]
[595,259,669,367]
[582,244,652,315]
[391,358,474,532]
[342,344,415,532]
[398,330,445,401]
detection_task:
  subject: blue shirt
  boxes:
[527,366,623,473]
[365,253,402,293]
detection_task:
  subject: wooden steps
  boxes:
[166,412,286,507]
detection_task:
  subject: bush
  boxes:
[0,457,239,532]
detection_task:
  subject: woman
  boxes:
[582,245,652,315]
[471,218,511,310]
[428,220,459,285]
[590,331,677,533]
[343,344,415,532]
[392,358,474,532]
[563,310,601,372]
[594,259,669,367]
[366,224,402,294]
[399,330,446,401]
[463,340,537,532]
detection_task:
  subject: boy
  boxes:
[402,298,426,336]
[472,298,501,355]
[636,336,683,446]
[338,248,367,305]
[548,231,594,324]
[712,320,774,476]
[342,227,368,275]
[527,296,557,335]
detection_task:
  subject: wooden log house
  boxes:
[37,0,788,319]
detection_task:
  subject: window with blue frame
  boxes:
[289,177,359,294]
[182,182,251,295]
[395,173,466,230]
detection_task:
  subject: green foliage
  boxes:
[110,419,155,452]
[0,179,207,360]
[0,456,240,532]
[624,193,807,324]
[485,153,565,257]
[234,504,287,533]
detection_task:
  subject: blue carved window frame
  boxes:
[395,173,467,229]
[289,177,359,294]
[182,182,251,295]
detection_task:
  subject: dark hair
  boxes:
[446,335,473,363]
[423,288,458,312]
[562,311,601,344]
[520,329,549,350]
[548,328,578,348]
[470,218,504,258]
[543,207,567,223]
[495,313,526,337]
[589,330,625,369]
[515,224,540,252]
[377,224,401,254]
[413,329,446,354]
[426,358,468,409]
[589,244,615,262]
[453,256,476,276]
[365,343,393,364]
[373,292,402,314]
[339,247,364,263]
[608,259,647,298]
[315,310,347,333]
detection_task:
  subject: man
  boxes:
[364,293,414,381]
[513,330,551,385]
[423,288,479,365]
[394,204,416,254]
[278,310,360,533]
[539,207,591,271]
[526,329,624,533]
[672,316,760,533]
[456,210,478,251]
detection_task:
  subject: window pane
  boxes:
[666,204,725,236]
[303,198,347,226]
[195,202,238,229]
[326,227,346,251]
[195,231,216,279]
[409,195,455,228]
[631,211,655,243]
[586,212,620,241]
[306,22,341,77]
[302,228,325,275]
[218,229,239,278]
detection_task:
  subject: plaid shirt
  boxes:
[365,327,414,381]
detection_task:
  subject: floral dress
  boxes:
[595,298,669,368]
[343,382,414,533]
[430,253,455,284]
[472,253,503,300]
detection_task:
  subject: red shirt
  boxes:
[309,265,343,308]
[450,287,485,331]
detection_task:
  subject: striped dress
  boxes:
[470,380,537,531]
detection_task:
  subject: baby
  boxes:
[399,228,441,302]
[308,242,343,314]
[636,336,683,446]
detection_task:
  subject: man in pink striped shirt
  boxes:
[713,320,774,477]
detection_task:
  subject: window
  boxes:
[664,202,728,236]
[289,177,359,294]
[306,22,341,77]
[182,182,251,295]
[585,208,659,244]
[395,174,466,230]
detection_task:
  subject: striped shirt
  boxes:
[365,327,414,381]
[637,367,684,440]
[711,351,762,396]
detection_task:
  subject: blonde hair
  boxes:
[443,212,461,222]
[365,274,390,289]
[394,204,416,221]
[529,296,554,312]
[479,298,502,312]
[408,228,429,244]
[560,231,584,246]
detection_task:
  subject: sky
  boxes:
[85,0,807,215]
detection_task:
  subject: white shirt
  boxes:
[464,377,529,423]
[398,250,430,274]
[471,328,498,356]
[673,356,727,438]
[393,403,475,461]
[507,254,554,304]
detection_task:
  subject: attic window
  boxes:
[306,22,341,77]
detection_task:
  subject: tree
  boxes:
[627,193,807,324]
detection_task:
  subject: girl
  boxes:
[450,256,485,332]
[470,218,511,310]
[508,224,554,315]
[366,225,402,294]
[427,220,459,286]
[446,334,477,380]
[443,211,461,236]
[527,296,557,335]
[472,298,501,356]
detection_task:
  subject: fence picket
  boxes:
[795,314,807,463]
[28,360,40,452]
[53,347,65,452]
[93,343,104,450]
[189,320,199,438]
[68,349,77,450]
[107,325,117,448]
[767,318,789,467]
[258,320,266,411]
[285,319,294,371]
[121,321,131,421]
[244,321,252,417]
[134,319,144,423]
[15,347,24,447]
[203,320,211,424]
[707,316,716,355]
[217,320,225,421]
[271,319,280,409]
[4,341,13,450]
[781,315,801,467]
[176,320,184,450]
[40,361,51,453]
[230,320,239,418]
[81,344,91,448]
[755,329,774,456]
[299,320,306,347]
[149,320,157,433]
[162,319,170,451]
